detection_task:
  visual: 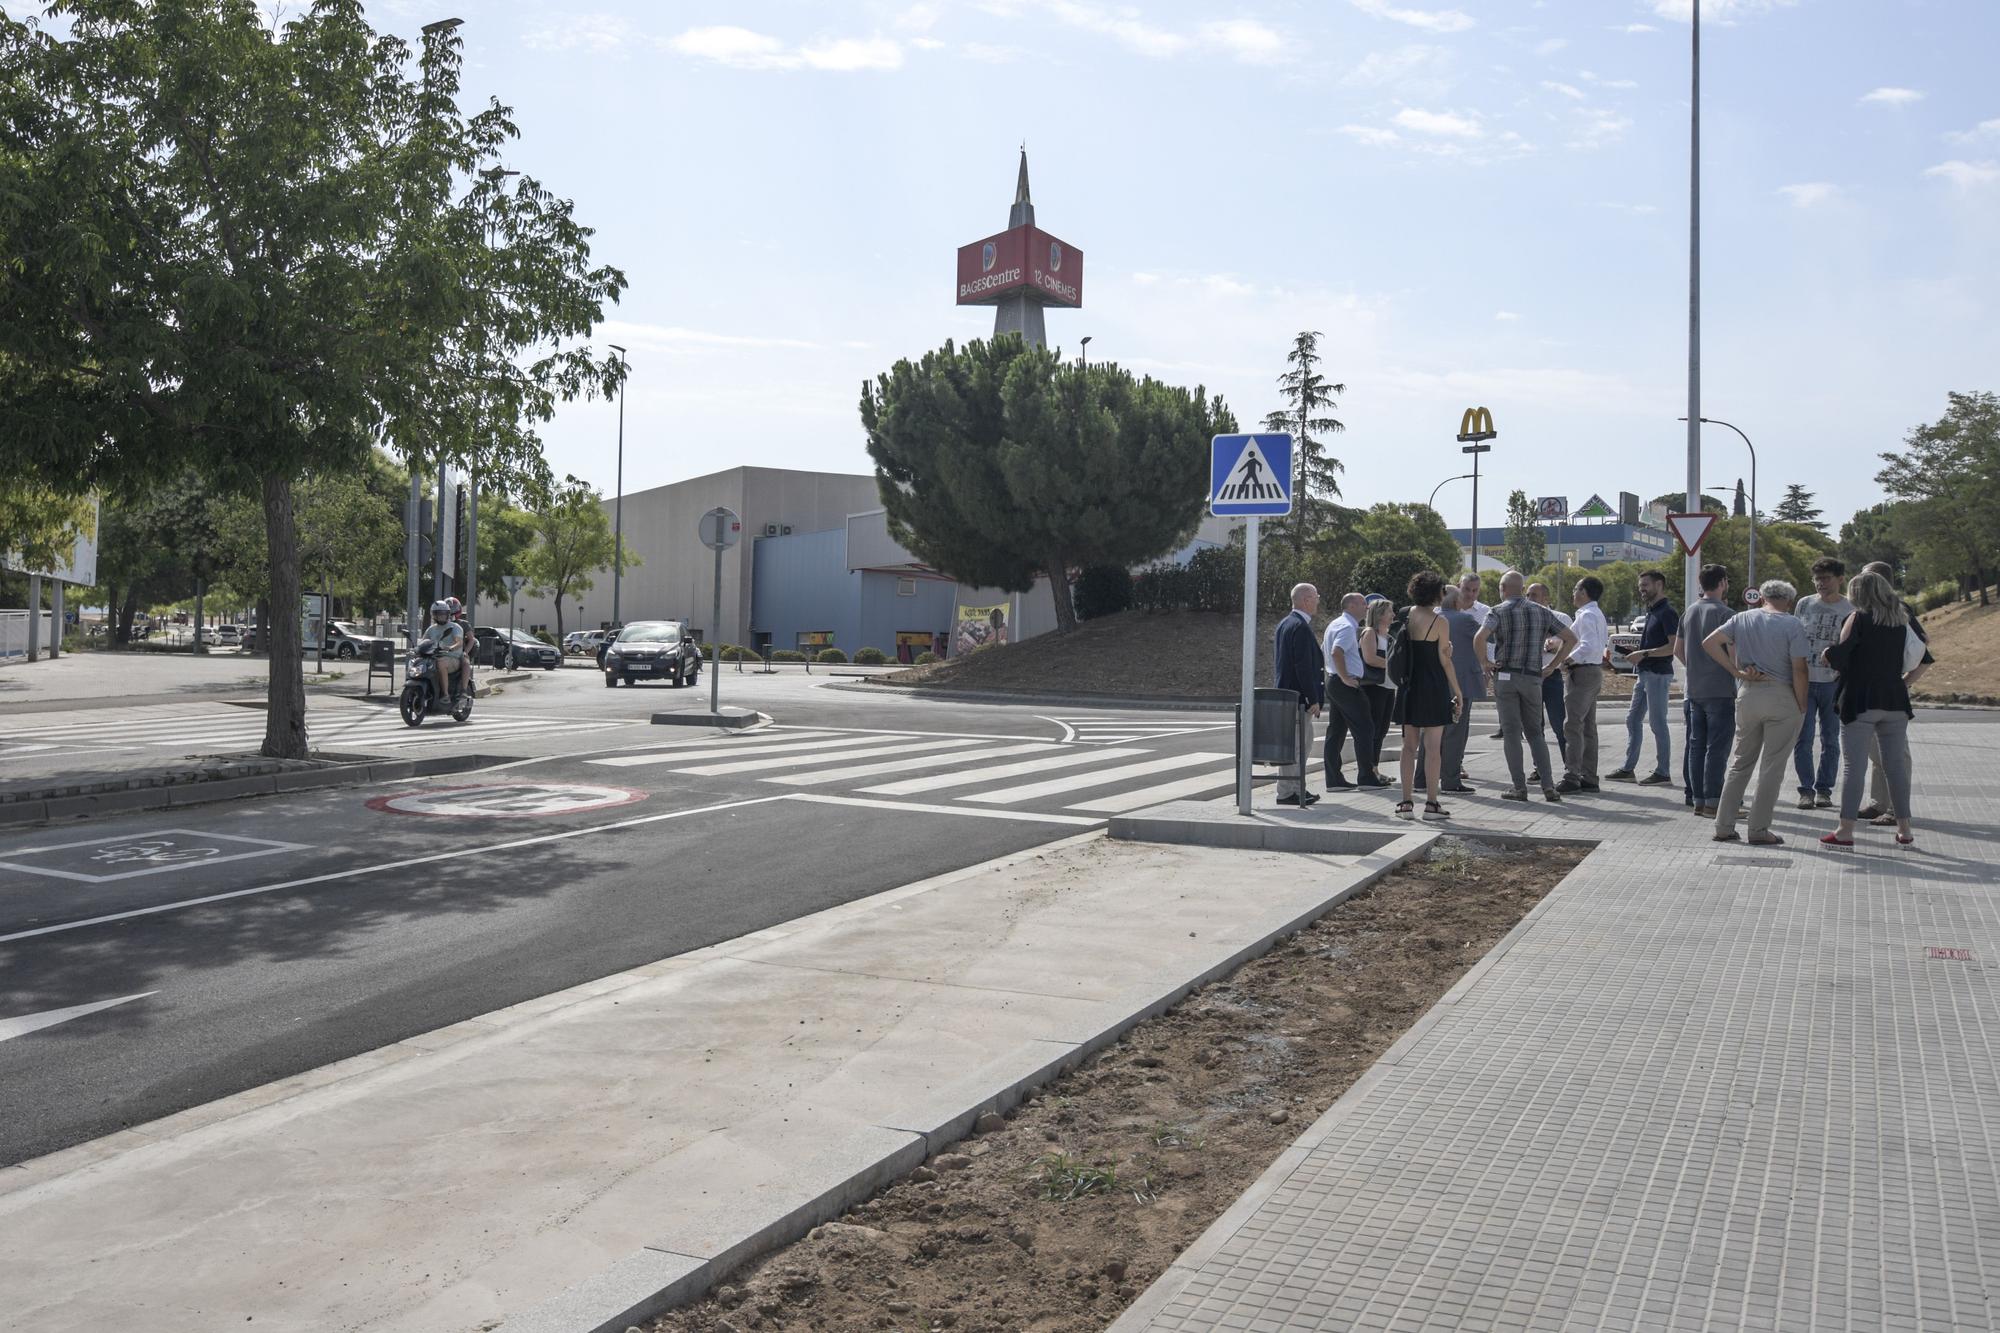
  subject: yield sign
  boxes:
[1666,512,1717,555]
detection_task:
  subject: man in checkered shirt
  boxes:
[1474,570,1579,803]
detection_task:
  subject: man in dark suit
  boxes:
[1273,583,1324,807]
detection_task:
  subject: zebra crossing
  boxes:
[588,726,1241,816]
[1040,713,1233,745]
[0,702,639,760]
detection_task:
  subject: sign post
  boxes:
[1666,512,1716,557]
[1210,433,1294,816]
[1455,407,1497,572]
[502,574,528,665]
[698,507,742,717]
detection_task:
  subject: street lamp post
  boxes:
[1684,415,1758,589]
[1079,335,1092,369]
[609,343,628,628]
[1428,473,1475,514]
[1683,1,1704,603]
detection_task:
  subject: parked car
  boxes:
[216,624,242,646]
[565,629,607,657]
[325,620,391,659]
[595,628,621,669]
[502,628,562,670]
[471,625,560,670]
[602,621,701,688]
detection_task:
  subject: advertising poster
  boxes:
[954,604,1009,656]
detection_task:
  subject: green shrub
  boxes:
[853,646,887,665]
[1917,580,1959,613]
[1074,564,1133,620]
[772,648,806,662]
[914,650,938,665]
[1351,551,1431,605]
[815,647,847,664]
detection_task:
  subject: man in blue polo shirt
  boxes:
[1607,569,1679,784]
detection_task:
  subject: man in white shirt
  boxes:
[1557,575,1611,793]
[1527,583,1575,777]
[1321,592,1387,788]
[1460,572,1502,742]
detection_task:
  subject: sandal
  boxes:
[1422,800,1451,821]
[1394,800,1415,820]
[1819,833,1854,847]
[1896,833,1916,846]
[1870,813,1898,827]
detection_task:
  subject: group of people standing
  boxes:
[1270,558,1930,844]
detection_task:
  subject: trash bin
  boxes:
[1241,687,1301,767]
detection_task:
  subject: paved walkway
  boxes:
[1115,708,2000,1333]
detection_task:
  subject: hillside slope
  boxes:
[881,610,1274,701]
[1913,591,2000,703]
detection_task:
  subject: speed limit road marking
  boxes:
[366,783,648,819]
[0,830,308,883]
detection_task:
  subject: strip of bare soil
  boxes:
[645,838,1588,1333]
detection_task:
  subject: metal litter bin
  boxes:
[1239,687,1301,767]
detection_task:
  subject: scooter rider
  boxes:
[446,596,475,698]
[424,600,465,700]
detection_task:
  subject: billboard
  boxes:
[954,603,1009,655]
[1535,496,1569,522]
[956,226,1082,307]
[956,227,1029,305]
[1027,228,1082,307]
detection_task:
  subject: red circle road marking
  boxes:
[366,783,649,818]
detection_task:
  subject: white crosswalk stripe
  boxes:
[764,741,1065,787]
[959,752,1231,805]
[1064,768,1237,813]
[587,733,857,768]
[1,702,636,754]
[665,737,987,777]
[1042,714,1233,745]
[856,746,1150,797]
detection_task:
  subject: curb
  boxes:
[0,752,507,829]
[495,827,1439,1333]
[824,681,1237,712]
[649,708,765,730]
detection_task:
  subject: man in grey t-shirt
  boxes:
[1791,557,1853,809]
[1677,564,1737,816]
[1702,581,1811,844]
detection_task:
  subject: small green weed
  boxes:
[1035,1153,1119,1201]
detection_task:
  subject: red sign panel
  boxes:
[1928,946,1974,961]
[1028,228,1082,307]
[956,227,1029,305]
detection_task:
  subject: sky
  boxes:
[396,0,1996,533]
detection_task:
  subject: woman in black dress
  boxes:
[1394,570,1465,821]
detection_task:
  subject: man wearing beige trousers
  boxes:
[1702,580,1811,846]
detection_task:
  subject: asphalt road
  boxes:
[0,666,1240,1165]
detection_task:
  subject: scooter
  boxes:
[400,639,473,727]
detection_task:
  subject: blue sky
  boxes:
[418,0,1997,533]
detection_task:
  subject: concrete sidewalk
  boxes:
[1114,711,2000,1332]
[0,825,1429,1333]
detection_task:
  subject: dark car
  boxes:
[473,625,560,670]
[602,620,702,688]
[326,620,391,660]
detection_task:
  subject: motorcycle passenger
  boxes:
[446,596,475,698]
[424,600,465,700]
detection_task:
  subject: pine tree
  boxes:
[1260,331,1345,555]
[1773,484,1825,530]
[1732,478,1747,517]
[1502,490,1546,572]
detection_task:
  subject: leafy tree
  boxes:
[0,479,94,573]
[520,475,637,639]
[474,497,539,617]
[861,336,1235,632]
[1877,391,1999,605]
[1072,565,1133,620]
[1650,492,1727,515]
[0,3,624,755]
[1772,483,1823,528]
[91,481,211,642]
[1731,478,1747,518]
[1838,503,1910,583]
[1260,330,1345,555]
[1354,503,1461,580]
[1502,490,1546,573]
[1351,551,1429,604]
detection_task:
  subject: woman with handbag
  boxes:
[1819,570,1921,847]
[1359,597,1397,782]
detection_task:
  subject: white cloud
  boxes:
[1860,87,1923,108]
[1650,0,1798,20]
[1345,44,1454,98]
[1395,107,1483,137]
[1611,23,1657,33]
[1565,107,1632,150]
[1494,311,1521,321]
[1945,118,2000,145]
[1580,70,1639,89]
[666,25,903,71]
[894,3,941,32]
[910,36,945,49]
[1535,37,1569,55]
[1338,123,1405,147]
[1597,201,1660,214]
[961,41,1023,62]
[1349,0,1475,35]
[1777,182,1838,208]
[1038,0,1188,57]
[523,13,633,54]
[597,320,823,352]
[1198,19,1289,64]
[1542,81,1585,99]
[1923,160,2000,189]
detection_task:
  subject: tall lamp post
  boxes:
[609,343,628,629]
[1079,335,1092,369]
[1428,473,1475,514]
[1683,415,1757,589]
[410,16,462,650]
[1683,1,1704,603]
[468,164,519,654]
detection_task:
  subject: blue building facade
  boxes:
[750,526,958,661]
[1447,522,1675,570]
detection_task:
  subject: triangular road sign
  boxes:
[1209,433,1293,517]
[1666,512,1717,555]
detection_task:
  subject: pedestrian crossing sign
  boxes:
[1209,433,1293,517]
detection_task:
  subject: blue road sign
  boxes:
[1209,433,1293,517]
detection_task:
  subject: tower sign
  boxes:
[955,150,1083,348]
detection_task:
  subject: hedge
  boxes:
[771,649,806,662]
[853,647,887,665]
[915,650,938,665]
[815,647,848,664]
